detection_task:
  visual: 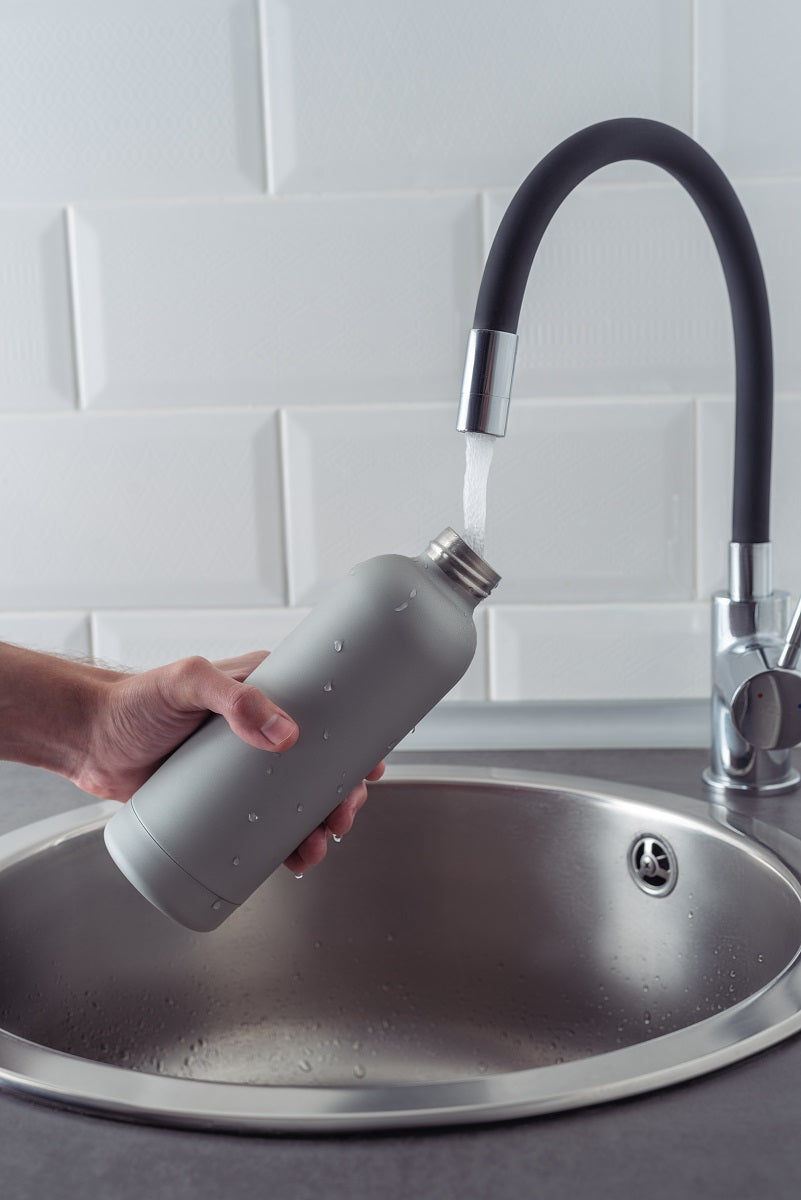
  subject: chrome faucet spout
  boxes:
[459,117,801,796]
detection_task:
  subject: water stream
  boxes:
[462,431,496,561]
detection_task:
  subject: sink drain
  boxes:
[629,835,677,896]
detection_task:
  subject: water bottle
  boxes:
[104,528,500,931]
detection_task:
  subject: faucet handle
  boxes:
[779,597,801,669]
[731,667,801,750]
[736,597,801,749]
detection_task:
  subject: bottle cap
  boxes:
[425,528,501,600]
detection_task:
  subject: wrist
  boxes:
[0,643,123,783]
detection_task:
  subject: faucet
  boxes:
[457,117,801,797]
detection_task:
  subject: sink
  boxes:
[2,765,801,1132]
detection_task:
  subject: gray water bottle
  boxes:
[104,528,500,931]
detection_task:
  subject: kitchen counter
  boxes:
[3,747,801,1200]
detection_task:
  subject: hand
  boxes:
[0,642,383,876]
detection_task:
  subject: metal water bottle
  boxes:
[104,528,500,931]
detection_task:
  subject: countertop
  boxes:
[4,747,801,1200]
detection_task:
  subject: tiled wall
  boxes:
[2,0,801,746]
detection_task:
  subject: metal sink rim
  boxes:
[2,764,801,1133]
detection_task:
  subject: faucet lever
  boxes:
[733,597,801,751]
[778,597,801,670]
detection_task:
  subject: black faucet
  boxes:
[458,117,801,795]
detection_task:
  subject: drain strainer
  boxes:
[629,834,677,896]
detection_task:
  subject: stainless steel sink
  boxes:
[2,765,801,1132]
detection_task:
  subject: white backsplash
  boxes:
[0,0,798,747]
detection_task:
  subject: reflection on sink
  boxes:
[2,765,801,1132]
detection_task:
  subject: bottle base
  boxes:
[104,801,238,933]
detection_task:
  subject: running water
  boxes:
[462,431,496,560]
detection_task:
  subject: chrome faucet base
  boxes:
[705,580,801,796]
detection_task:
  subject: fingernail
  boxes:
[261,712,296,749]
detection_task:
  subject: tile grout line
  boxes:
[63,207,88,411]
[276,408,293,606]
[255,0,274,195]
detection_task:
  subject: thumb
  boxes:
[163,655,299,753]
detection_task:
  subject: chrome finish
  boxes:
[732,669,801,750]
[729,542,773,601]
[4,767,801,1132]
[628,834,678,896]
[425,527,500,601]
[779,597,801,669]
[703,590,801,794]
[456,328,518,437]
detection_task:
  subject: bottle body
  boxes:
[104,531,499,931]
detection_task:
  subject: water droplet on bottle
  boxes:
[211,900,222,911]
[294,872,305,881]
[332,834,342,844]
[394,602,408,612]
[232,856,240,867]
[265,766,273,776]
[323,680,333,692]
[353,1063,366,1079]
[334,640,343,653]
[248,811,259,823]
[336,784,344,795]
[296,803,304,814]
[409,588,417,599]
[298,1058,312,1073]
[323,728,330,741]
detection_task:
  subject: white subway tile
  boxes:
[485,183,734,398]
[490,604,709,701]
[92,609,309,673]
[92,604,486,699]
[283,397,692,607]
[0,0,265,202]
[698,396,801,599]
[0,210,75,411]
[282,405,465,605]
[71,194,480,408]
[696,0,801,176]
[0,412,284,610]
[263,0,692,193]
[0,613,90,658]
[485,397,695,603]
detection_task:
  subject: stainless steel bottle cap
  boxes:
[425,528,501,601]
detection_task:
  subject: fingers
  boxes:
[210,650,270,682]
[159,655,298,754]
[283,766,382,874]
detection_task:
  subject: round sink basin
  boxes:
[2,766,801,1132]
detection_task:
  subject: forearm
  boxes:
[0,642,118,780]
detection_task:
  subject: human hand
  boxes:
[73,649,383,874]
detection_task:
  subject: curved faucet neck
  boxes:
[459,117,773,551]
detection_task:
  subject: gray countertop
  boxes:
[4,747,801,1200]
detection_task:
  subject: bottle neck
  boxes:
[422,528,501,604]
